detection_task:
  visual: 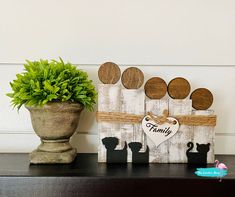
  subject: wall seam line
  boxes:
[1,63,235,67]
[0,132,233,136]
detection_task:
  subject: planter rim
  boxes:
[25,101,84,112]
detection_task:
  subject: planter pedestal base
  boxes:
[29,148,77,164]
[26,102,84,164]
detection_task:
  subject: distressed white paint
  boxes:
[121,89,145,162]
[142,116,179,147]
[168,99,193,163]
[142,116,179,152]
[97,84,121,162]
[98,94,215,163]
[145,99,169,162]
[192,110,215,163]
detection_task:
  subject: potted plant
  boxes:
[7,58,97,164]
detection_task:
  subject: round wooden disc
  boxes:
[190,88,213,110]
[98,62,121,84]
[144,77,167,99]
[168,77,191,99]
[121,67,144,89]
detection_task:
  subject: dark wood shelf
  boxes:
[0,154,235,197]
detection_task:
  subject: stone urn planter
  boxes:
[7,58,97,164]
[26,102,84,164]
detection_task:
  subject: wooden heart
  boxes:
[142,115,179,147]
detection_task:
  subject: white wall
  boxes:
[0,0,235,154]
[1,0,235,65]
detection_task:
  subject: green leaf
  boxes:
[43,81,54,92]
[6,58,97,111]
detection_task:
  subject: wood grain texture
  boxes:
[121,67,144,89]
[145,99,169,163]
[98,84,121,162]
[190,88,213,110]
[144,77,167,99]
[98,62,121,84]
[168,77,191,99]
[192,110,215,163]
[168,99,193,163]
[121,89,145,162]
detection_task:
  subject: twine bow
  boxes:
[147,110,176,125]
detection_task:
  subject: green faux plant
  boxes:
[7,58,97,111]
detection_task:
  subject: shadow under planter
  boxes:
[26,102,84,164]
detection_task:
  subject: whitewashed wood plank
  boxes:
[121,89,145,162]
[97,84,121,162]
[168,99,193,163]
[192,110,215,163]
[145,99,169,163]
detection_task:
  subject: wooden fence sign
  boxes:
[97,62,216,164]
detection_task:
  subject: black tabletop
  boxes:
[0,153,235,197]
[0,153,234,178]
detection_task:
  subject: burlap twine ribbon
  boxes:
[96,110,217,126]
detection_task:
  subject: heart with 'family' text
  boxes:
[142,115,179,147]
